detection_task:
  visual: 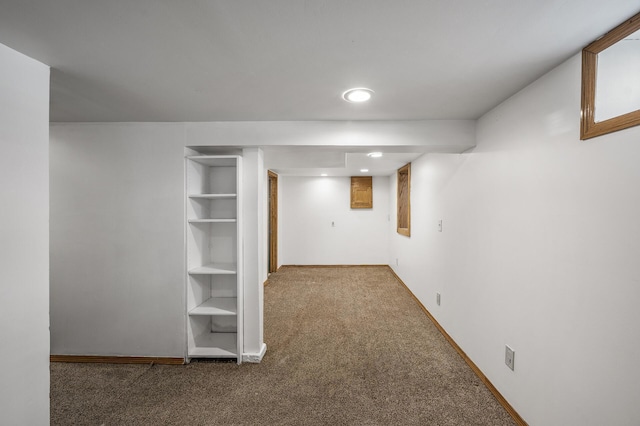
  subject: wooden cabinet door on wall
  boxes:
[351,176,373,209]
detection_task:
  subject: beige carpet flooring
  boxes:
[50,266,515,425]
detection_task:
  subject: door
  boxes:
[268,171,278,273]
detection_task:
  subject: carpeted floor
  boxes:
[50,266,515,425]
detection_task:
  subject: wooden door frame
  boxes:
[268,171,278,273]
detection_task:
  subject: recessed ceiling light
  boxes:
[321,173,328,177]
[360,169,369,173]
[342,88,374,103]
[367,152,383,158]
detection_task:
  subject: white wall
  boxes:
[280,176,390,265]
[390,53,640,425]
[0,43,50,425]
[50,123,186,357]
[49,124,268,361]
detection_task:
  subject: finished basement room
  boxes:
[2,2,640,425]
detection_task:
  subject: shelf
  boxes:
[188,219,236,223]
[188,263,237,275]
[187,156,237,167]
[189,298,237,316]
[188,193,237,199]
[189,332,237,358]
[186,153,241,363]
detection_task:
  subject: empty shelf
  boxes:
[188,219,237,223]
[189,332,237,358]
[188,193,237,199]
[188,263,237,275]
[186,156,237,167]
[189,298,237,316]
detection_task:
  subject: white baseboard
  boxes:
[242,343,267,363]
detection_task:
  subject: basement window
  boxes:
[397,163,411,237]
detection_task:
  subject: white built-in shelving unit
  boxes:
[186,154,243,362]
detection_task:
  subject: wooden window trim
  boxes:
[397,163,411,237]
[581,12,640,140]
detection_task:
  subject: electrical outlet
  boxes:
[505,345,515,371]
[395,258,399,266]
[436,292,441,306]
[438,219,443,232]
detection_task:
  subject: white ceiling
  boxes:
[1,1,638,175]
[268,150,426,177]
[203,145,447,176]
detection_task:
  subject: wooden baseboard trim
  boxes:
[387,267,528,426]
[280,264,388,268]
[50,355,185,365]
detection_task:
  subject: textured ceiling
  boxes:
[0,0,638,122]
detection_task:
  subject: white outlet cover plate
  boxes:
[505,345,515,371]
